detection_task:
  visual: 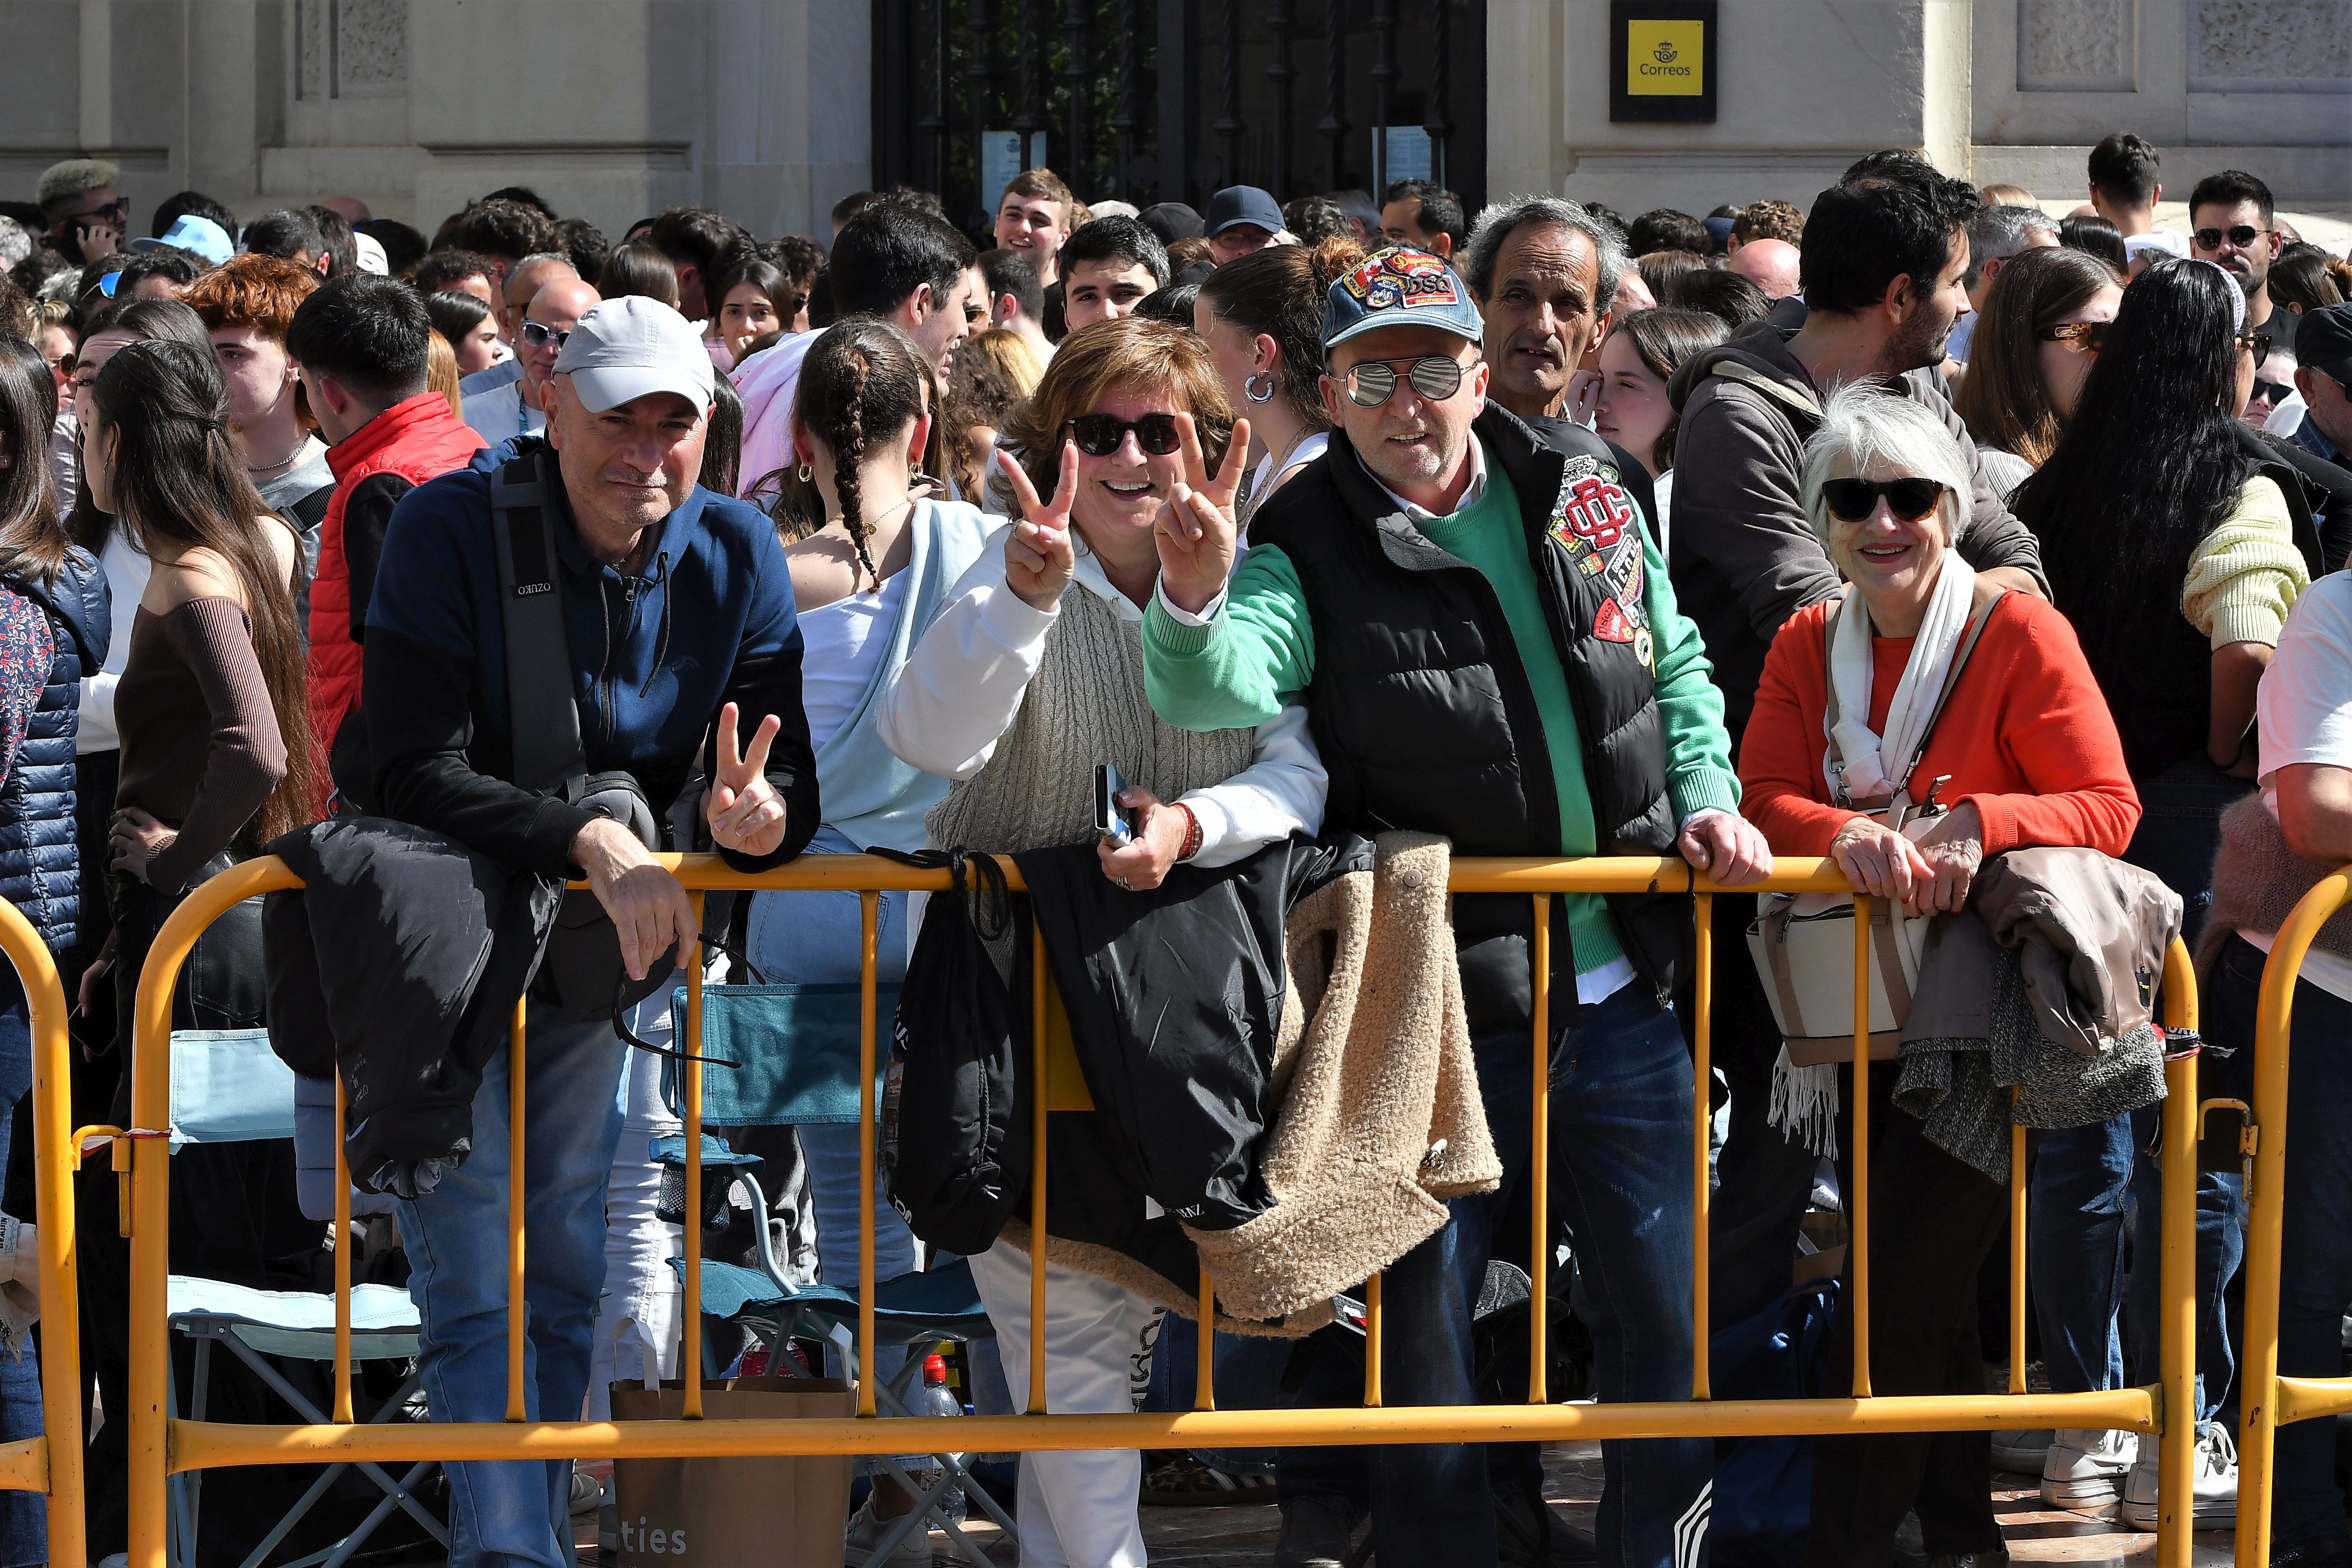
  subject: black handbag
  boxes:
[884,848,1033,1256]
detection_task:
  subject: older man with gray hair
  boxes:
[1948,203,2060,361]
[1460,195,1632,448]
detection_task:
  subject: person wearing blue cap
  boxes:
[1207,185,1284,266]
[1142,243,1771,1568]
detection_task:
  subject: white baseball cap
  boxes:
[551,295,716,414]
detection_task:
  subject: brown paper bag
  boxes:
[610,1377,855,1568]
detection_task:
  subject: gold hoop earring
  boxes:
[795,462,814,483]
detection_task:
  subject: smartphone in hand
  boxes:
[1095,763,1135,847]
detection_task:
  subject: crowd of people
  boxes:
[0,124,2344,1568]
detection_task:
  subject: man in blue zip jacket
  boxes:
[363,295,818,1568]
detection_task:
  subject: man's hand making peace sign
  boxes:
[1152,412,1251,614]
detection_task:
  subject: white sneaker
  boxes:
[1992,1428,2054,1475]
[567,1466,602,1515]
[2122,1424,2237,1531]
[843,1489,934,1565]
[2041,1427,2139,1506]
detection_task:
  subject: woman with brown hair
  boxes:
[877,316,1325,1568]
[1592,306,1729,556]
[1194,234,1363,527]
[1952,244,2124,500]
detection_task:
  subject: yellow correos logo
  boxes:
[1628,19,1704,96]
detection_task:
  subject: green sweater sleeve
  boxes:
[1143,543,1318,732]
[1642,525,1744,821]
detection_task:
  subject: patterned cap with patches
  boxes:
[1322,246,1484,351]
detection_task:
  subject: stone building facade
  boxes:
[0,1,2341,245]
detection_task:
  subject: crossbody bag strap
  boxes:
[489,450,586,793]
[1890,582,2007,798]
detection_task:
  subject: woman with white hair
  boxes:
[1737,382,2140,1566]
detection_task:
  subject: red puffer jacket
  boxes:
[307,393,485,767]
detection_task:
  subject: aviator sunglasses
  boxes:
[1821,477,1947,524]
[1066,411,1182,457]
[2040,319,2113,355]
[1343,355,1467,408]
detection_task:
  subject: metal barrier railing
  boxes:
[119,853,2204,1568]
[0,898,88,1568]
[2231,866,2352,1566]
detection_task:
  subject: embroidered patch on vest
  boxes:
[1550,458,1654,666]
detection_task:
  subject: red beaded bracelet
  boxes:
[1174,802,1204,862]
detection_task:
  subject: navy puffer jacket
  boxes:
[0,549,108,985]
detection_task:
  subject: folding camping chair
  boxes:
[162,1028,447,1568]
[654,963,1017,1568]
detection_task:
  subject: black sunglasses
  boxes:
[2253,379,2295,406]
[1066,411,1181,457]
[520,321,572,353]
[1821,477,1947,524]
[2039,320,2113,355]
[2195,225,2270,252]
[1344,355,1466,408]
[2237,330,2275,362]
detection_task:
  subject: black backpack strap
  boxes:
[489,450,585,792]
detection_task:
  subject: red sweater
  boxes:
[1738,591,2140,859]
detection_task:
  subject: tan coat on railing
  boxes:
[1190,832,1501,1322]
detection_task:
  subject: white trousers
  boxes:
[967,1240,1158,1568]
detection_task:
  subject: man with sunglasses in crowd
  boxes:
[464,274,601,443]
[1144,243,1770,1568]
[2192,169,2294,357]
[2252,302,2352,571]
[36,157,126,263]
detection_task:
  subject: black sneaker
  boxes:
[1276,1495,1358,1568]
[1493,1475,1595,1566]
[2276,1537,2352,1566]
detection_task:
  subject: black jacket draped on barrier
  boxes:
[262,816,560,1197]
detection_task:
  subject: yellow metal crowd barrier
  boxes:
[2234,866,2352,1566]
[0,898,87,1568]
[119,853,2209,1568]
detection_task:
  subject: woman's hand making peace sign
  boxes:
[997,441,1082,611]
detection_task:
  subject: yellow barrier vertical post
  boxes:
[2010,1107,2026,1394]
[1692,891,1712,1402]
[506,997,527,1423]
[334,1075,354,1423]
[19,921,81,1568]
[1850,896,1871,1398]
[2156,938,2198,1568]
[1195,1268,1216,1412]
[858,892,878,1419]
[128,913,180,1568]
[2234,871,2339,1568]
[1364,1272,1383,1408]
[1029,913,1048,1416]
[684,898,706,1419]
[1528,896,1549,1404]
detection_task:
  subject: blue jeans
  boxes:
[0,1002,40,1568]
[1280,982,1708,1568]
[396,1000,634,1568]
[2028,1110,2244,1427]
[2207,934,2352,1544]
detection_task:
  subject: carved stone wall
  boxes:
[2190,0,2352,87]
[2020,0,2135,91]
[296,0,407,102]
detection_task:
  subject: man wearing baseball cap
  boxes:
[1206,183,1285,264]
[361,292,819,1568]
[1143,245,1768,1567]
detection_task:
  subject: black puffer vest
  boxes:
[1249,405,1686,1033]
[0,550,107,994]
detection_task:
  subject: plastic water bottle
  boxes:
[907,1353,968,1524]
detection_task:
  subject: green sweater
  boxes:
[1145,441,1742,977]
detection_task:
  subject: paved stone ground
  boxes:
[571,1446,2243,1565]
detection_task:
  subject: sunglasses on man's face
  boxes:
[1821,477,1947,525]
[2195,225,2269,252]
[1343,355,1467,409]
[1066,411,1181,458]
[2040,320,2113,355]
[2252,379,2295,407]
[520,321,572,353]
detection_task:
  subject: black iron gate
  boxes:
[871,1,1487,236]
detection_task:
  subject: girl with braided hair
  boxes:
[745,320,996,1552]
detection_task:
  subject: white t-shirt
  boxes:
[796,569,911,753]
[2241,571,2352,1000]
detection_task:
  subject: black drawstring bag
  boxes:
[884,847,1033,1256]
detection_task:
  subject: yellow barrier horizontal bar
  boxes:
[0,1436,46,1493]
[2273,1376,2352,1428]
[168,1390,2156,1470]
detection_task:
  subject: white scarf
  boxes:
[1822,552,1978,804]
